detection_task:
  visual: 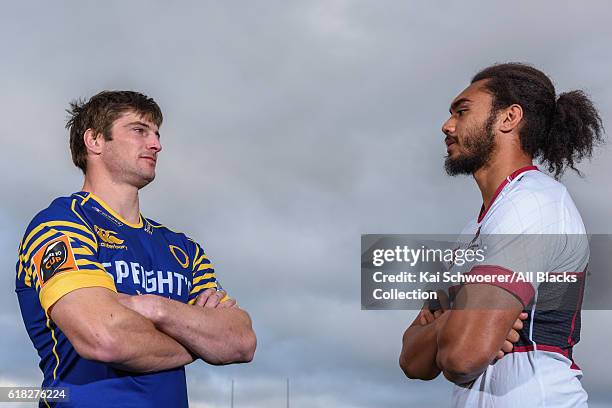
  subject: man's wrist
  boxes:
[140,294,168,326]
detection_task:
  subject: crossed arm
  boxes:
[49,287,256,373]
[399,284,525,385]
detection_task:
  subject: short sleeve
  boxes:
[17,204,116,313]
[464,189,588,308]
[187,240,228,305]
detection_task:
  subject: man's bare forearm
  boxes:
[399,313,448,380]
[105,306,196,372]
[146,296,256,365]
[49,288,195,373]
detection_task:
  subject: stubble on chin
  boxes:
[444,116,496,176]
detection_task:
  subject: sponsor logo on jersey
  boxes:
[169,245,189,268]
[32,235,78,285]
[95,225,127,250]
[101,260,193,298]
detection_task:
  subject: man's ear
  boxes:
[498,104,523,134]
[83,129,104,154]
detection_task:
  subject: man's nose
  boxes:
[149,135,162,153]
[442,117,455,136]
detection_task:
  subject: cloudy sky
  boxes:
[1,1,612,407]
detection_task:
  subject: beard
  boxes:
[444,112,496,176]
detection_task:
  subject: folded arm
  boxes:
[399,308,448,380]
[120,289,256,365]
[400,288,525,383]
[435,284,524,385]
[49,287,195,373]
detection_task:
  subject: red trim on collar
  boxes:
[477,165,539,223]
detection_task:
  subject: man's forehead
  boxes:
[115,110,159,130]
[451,79,491,105]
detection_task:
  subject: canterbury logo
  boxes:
[94,225,125,244]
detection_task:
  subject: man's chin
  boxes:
[444,156,482,176]
[134,173,155,189]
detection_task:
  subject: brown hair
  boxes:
[66,90,163,174]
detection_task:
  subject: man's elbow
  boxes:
[71,326,125,363]
[208,328,257,365]
[238,329,257,362]
[436,348,491,385]
[231,310,257,363]
[399,356,439,381]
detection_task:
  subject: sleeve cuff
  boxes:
[39,270,117,312]
[466,265,535,307]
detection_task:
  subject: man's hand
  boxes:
[117,293,160,322]
[117,290,254,364]
[418,290,450,325]
[495,312,528,359]
[194,289,237,309]
[118,289,238,323]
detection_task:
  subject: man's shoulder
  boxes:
[508,170,567,198]
[145,217,192,242]
[486,172,584,234]
[24,193,86,232]
[18,193,95,270]
[144,218,206,259]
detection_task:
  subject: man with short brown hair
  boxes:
[16,90,256,407]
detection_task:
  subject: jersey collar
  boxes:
[76,191,144,229]
[477,165,539,224]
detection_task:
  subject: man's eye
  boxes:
[133,128,144,133]
[456,110,466,116]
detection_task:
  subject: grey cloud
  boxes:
[2,1,612,407]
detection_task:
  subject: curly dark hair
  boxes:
[66,90,163,174]
[472,63,604,178]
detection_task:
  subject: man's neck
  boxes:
[473,155,533,214]
[81,177,141,225]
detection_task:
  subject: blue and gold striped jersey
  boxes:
[15,192,222,407]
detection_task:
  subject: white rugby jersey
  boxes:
[449,166,589,408]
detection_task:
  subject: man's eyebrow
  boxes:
[449,97,472,114]
[125,121,160,137]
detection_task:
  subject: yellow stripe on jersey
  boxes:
[45,317,60,379]
[80,194,91,205]
[192,273,215,286]
[76,259,105,269]
[87,193,143,228]
[71,199,98,247]
[196,263,213,272]
[193,254,209,271]
[24,229,57,259]
[39,269,116,312]
[62,231,97,252]
[17,255,25,281]
[192,245,200,270]
[21,220,96,254]
[190,281,217,294]
[24,265,33,287]
[187,291,230,304]
[73,247,94,256]
[23,227,97,260]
